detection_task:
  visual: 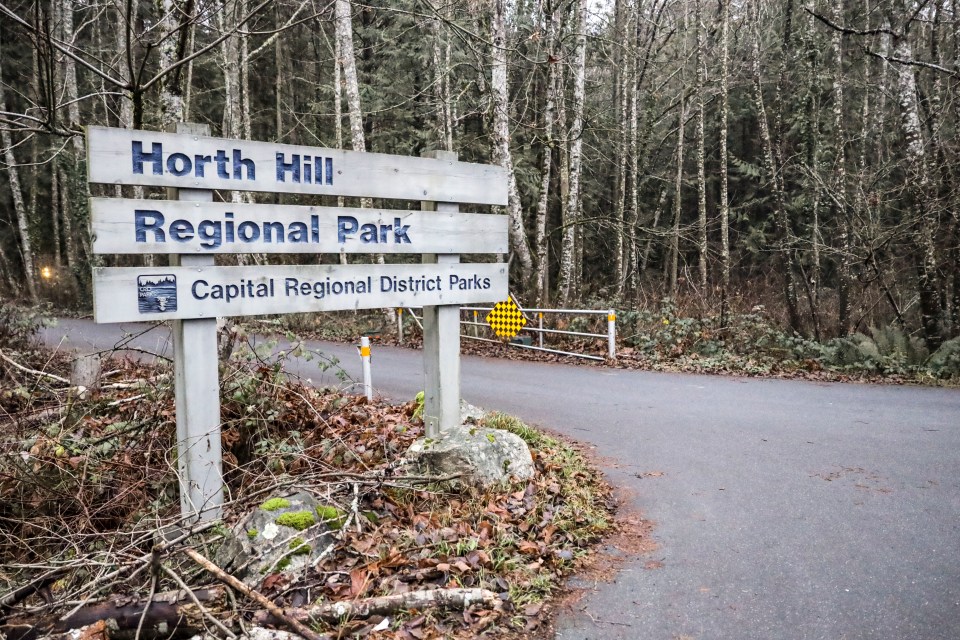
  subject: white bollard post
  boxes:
[538,312,544,349]
[360,336,373,401]
[397,308,403,344]
[608,309,617,360]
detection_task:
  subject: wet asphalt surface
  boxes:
[44,318,960,640]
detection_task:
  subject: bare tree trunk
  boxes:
[951,0,960,334]
[116,1,139,133]
[833,0,852,336]
[221,0,242,141]
[333,20,348,265]
[641,189,666,274]
[50,157,62,269]
[892,32,942,349]
[184,17,196,120]
[534,0,559,306]
[613,2,635,301]
[669,95,684,298]
[491,0,534,287]
[60,0,81,144]
[668,3,690,298]
[694,0,708,292]
[335,0,372,214]
[751,0,801,332]
[718,0,731,321]
[0,81,39,302]
[58,0,84,288]
[432,15,453,152]
[557,0,588,305]
[335,0,366,155]
[157,0,189,128]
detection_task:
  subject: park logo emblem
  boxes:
[137,274,178,313]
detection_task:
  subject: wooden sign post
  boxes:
[85,125,508,522]
[422,150,462,436]
[168,123,222,521]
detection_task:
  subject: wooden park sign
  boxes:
[86,124,508,522]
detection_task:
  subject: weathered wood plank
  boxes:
[89,198,508,255]
[86,126,508,205]
[93,263,507,323]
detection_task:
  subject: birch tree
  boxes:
[718,0,731,319]
[694,0,708,291]
[534,0,560,306]
[0,67,38,302]
[752,0,801,332]
[557,0,587,305]
[491,0,534,287]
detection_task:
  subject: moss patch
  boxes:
[246,529,258,539]
[275,510,316,531]
[260,497,291,512]
[288,536,311,555]
[316,505,346,529]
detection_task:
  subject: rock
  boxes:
[405,425,534,488]
[459,400,487,424]
[215,491,336,586]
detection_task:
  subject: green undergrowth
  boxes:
[616,300,960,382]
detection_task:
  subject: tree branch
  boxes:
[804,6,899,38]
[864,47,958,77]
[254,587,501,624]
[181,548,325,640]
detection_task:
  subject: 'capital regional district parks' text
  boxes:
[189,274,493,303]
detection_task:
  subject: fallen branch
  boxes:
[182,548,325,640]
[0,347,71,385]
[1,587,227,640]
[255,588,500,624]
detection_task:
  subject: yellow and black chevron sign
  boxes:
[486,298,527,339]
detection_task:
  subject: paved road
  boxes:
[45,319,960,640]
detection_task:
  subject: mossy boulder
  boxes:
[405,423,534,488]
[215,491,332,587]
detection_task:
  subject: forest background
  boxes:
[0,0,958,365]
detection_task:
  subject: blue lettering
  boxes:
[192,279,210,300]
[326,158,333,185]
[224,212,235,242]
[263,221,284,243]
[194,155,212,177]
[360,224,378,243]
[134,210,165,242]
[233,149,255,180]
[132,141,163,175]
[167,153,192,177]
[215,150,230,178]
[288,222,308,242]
[393,218,411,243]
[169,219,195,242]
[276,153,300,182]
[237,221,260,242]
[337,216,358,243]
[197,220,222,249]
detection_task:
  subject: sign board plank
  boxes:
[93,263,507,323]
[89,198,508,255]
[86,126,508,206]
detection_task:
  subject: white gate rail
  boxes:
[407,306,615,361]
